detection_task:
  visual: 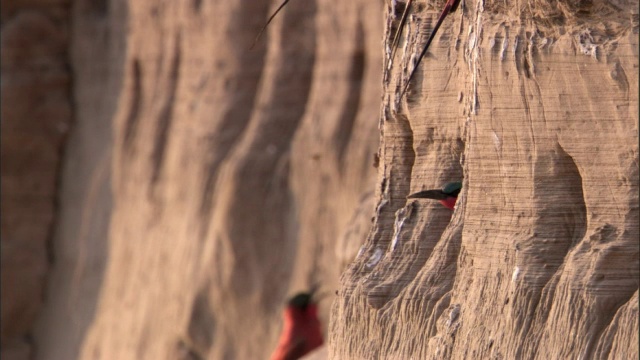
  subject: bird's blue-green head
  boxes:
[442,181,462,196]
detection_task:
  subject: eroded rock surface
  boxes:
[19,0,637,359]
[331,1,638,359]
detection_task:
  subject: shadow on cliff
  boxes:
[33,0,125,358]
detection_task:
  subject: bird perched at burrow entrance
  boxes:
[270,291,323,360]
[407,181,462,210]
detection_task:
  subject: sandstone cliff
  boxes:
[330,0,639,359]
[1,0,636,359]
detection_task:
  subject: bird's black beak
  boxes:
[407,189,448,200]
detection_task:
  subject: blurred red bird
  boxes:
[270,292,323,360]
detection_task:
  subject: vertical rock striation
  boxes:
[17,0,637,358]
[331,0,638,359]
[32,0,382,359]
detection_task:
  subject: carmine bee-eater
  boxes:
[407,181,462,210]
[270,291,323,360]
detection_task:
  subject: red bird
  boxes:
[407,181,462,210]
[270,292,323,360]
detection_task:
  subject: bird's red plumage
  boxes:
[439,196,458,210]
[270,304,323,360]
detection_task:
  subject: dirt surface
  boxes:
[3,0,636,359]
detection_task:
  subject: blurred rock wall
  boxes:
[1,1,71,359]
[27,0,382,359]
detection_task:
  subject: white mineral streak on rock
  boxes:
[528,32,536,75]
[500,34,509,61]
[376,198,389,216]
[366,248,384,268]
[512,266,521,283]
[467,1,483,115]
[390,203,413,251]
[492,131,502,152]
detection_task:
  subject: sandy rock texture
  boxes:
[31,0,381,359]
[8,0,635,358]
[331,0,638,359]
[1,1,71,359]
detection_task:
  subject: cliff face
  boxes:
[32,0,381,359]
[331,1,638,359]
[7,0,635,359]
